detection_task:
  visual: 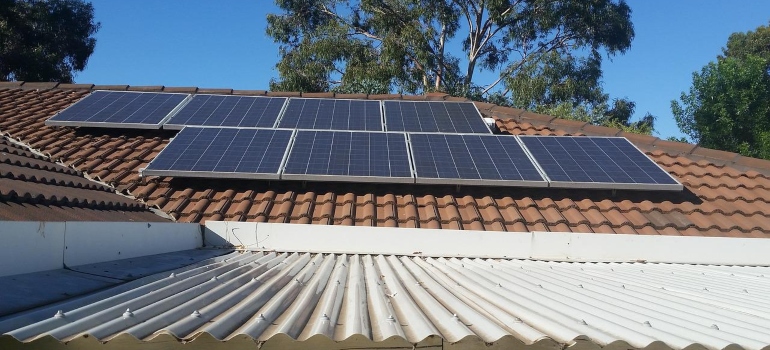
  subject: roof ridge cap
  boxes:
[4,81,473,102]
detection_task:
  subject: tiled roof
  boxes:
[2,251,769,348]
[1,81,770,236]
[0,129,167,222]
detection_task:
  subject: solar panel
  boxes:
[143,127,293,180]
[519,136,683,191]
[277,98,383,131]
[409,133,547,186]
[45,90,188,129]
[282,130,413,183]
[163,94,286,129]
[384,101,490,134]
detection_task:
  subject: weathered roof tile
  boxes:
[0,86,768,237]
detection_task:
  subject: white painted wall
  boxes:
[63,221,202,267]
[0,221,202,277]
[204,222,770,266]
[0,222,66,276]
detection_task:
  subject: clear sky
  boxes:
[74,0,770,140]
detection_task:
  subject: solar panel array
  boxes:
[277,98,383,131]
[45,91,188,129]
[46,91,492,133]
[283,131,412,182]
[163,95,286,129]
[52,91,680,191]
[143,127,293,179]
[520,136,682,190]
[384,101,491,133]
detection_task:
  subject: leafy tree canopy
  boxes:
[672,23,770,159]
[266,1,652,128]
[0,0,100,83]
[721,23,770,62]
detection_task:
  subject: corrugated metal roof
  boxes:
[2,251,770,349]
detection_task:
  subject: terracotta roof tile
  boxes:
[440,203,462,222]
[580,124,621,136]
[335,93,368,99]
[504,221,528,232]
[526,222,549,232]
[0,136,165,221]
[440,220,462,230]
[691,146,741,162]
[416,203,437,222]
[482,221,505,231]
[478,205,504,224]
[498,206,524,223]
[612,225,638,235]
[2,86,770,238]
[197,88,233,95]
[548,222,572,232]
[127,85,164,92]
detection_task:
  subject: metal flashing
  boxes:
[205,222,770,266]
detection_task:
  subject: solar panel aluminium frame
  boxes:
[161,94,290,130]
[408,133,548,187]
[140,127,296,180]
[382,100,492,134]
[274,97,386,131]
[45,90,192,129]
[519,135,684,191]
[280,129,416,184]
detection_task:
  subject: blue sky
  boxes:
[75,0,770,140]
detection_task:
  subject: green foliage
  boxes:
[0,0,100,83]
[666,136,689,143]
[673,23,770,159]
[506,51,605,110]
[672,55,770,159]
[267,0,633,100]
[721,22,770,62]
[535,97,655,135]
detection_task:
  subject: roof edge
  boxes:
[205,222,770,266]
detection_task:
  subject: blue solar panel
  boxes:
[519,136,682,190]
[409,133,546,186]
[277,98,382,131]
[143,127,293,179]
[163,95,286,129]
[45,91,188,129]
[282,130,412,182]
[384,101,490,133]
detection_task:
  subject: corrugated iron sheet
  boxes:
[1,251,770,349]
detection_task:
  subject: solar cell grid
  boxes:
[277,98,383,131]
[143,127,293,179]
[409,133,546,186]
[384,101,490,134]
[45,90,188,129]
[519,136,682,190]
[282,130,412,182]
[163,95,286,129]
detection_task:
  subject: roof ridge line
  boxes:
[0,81,463,101]
[4,80,770,173]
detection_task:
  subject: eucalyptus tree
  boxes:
[0,0,100,83]
[267,0,634,102]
